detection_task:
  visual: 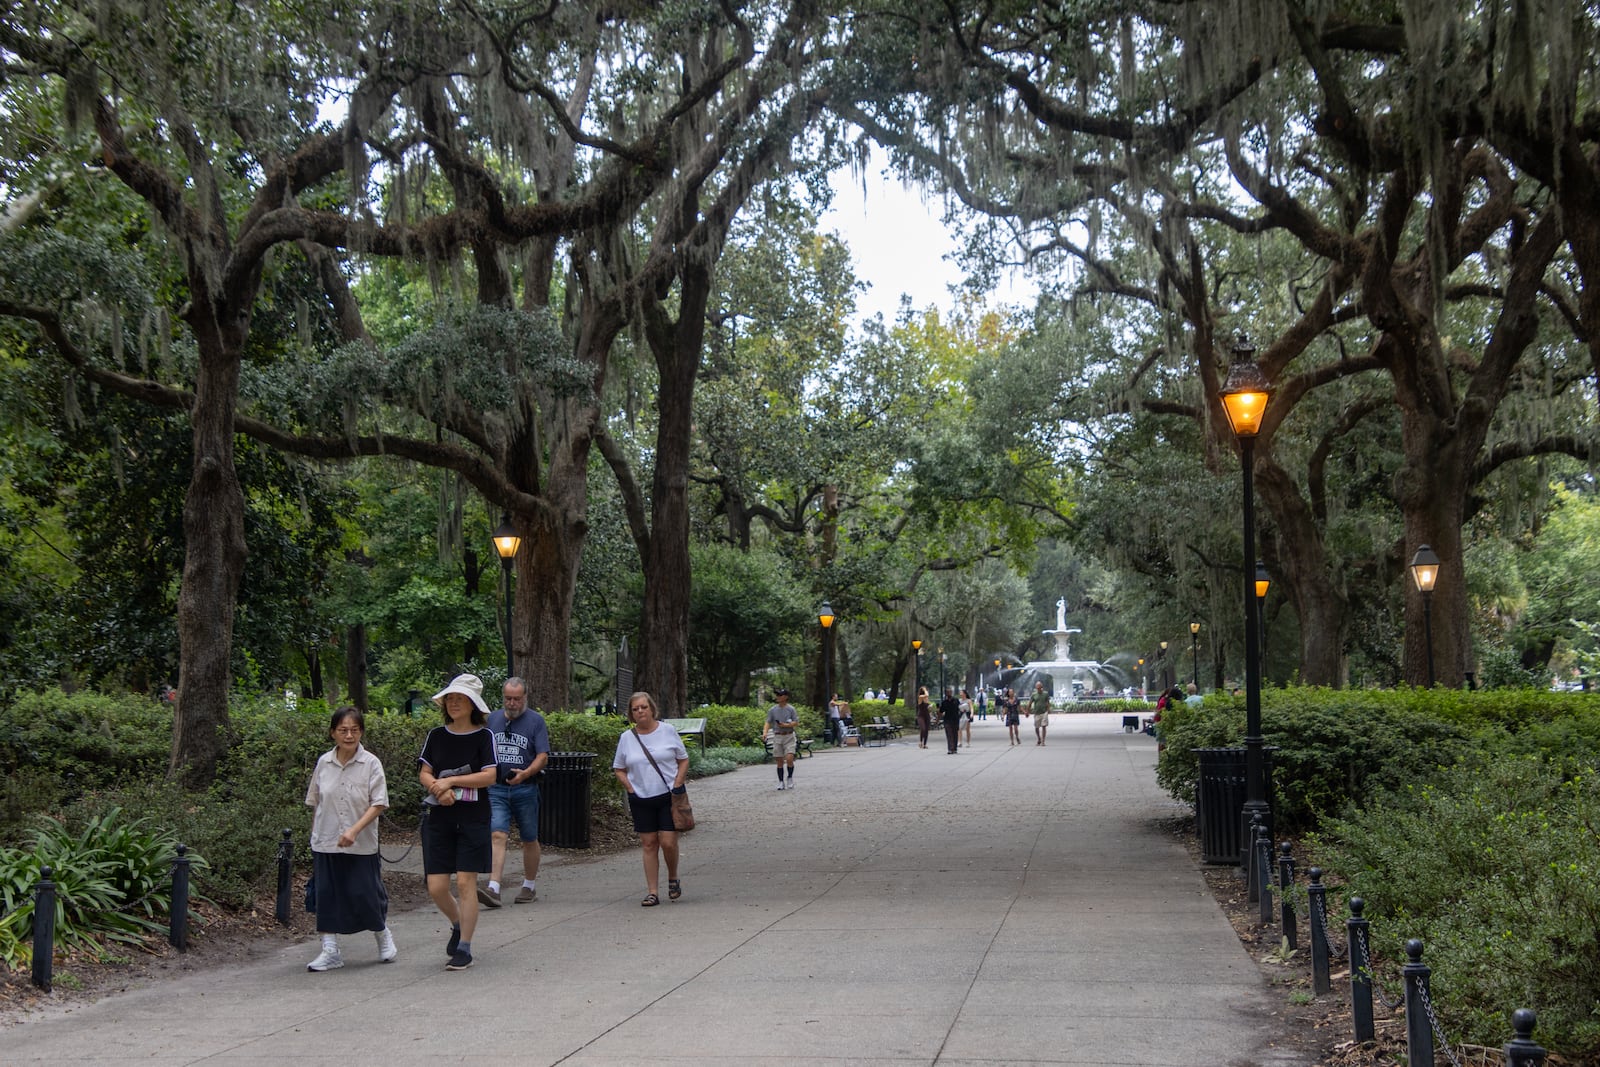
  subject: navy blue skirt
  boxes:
[311,851,389,935]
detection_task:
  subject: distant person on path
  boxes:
[1030,682,1051,745]
[304,706,394,972]
[763,687,800,788]
[976,689,987,721]
[612,692,688,906]
[958,689,973,746]
[915,686,932,748]
[478,677,549,909]
[418,673,499,972]
[826,692,846,745]
[940,688,961,753]
[1004,687,1022,745]
[1185,683,1204,707]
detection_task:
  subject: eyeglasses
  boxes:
[334,727,362,735]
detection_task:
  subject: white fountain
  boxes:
[1014,598,1120,703]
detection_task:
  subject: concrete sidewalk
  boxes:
[8,712,1309,1066]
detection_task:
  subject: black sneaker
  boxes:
[445,950,474,971]
[446,926,460,957]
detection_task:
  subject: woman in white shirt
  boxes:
[304,707,394,971]
[611,692,689,906]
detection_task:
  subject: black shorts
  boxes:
[420,812,493,875]
[627,790,676,834]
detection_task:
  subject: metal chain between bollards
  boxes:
[1354,927,1405,1010]
[1312,892,1347,958]
[1417,973,1466,1067]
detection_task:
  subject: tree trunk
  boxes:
[636,261,713,719]
[462,546,482,666]
[345,623,368,712]
[169,330,246,788]
[1254,462,1348,686]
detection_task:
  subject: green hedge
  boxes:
[1311,758,1600,1058]
[0,689,790,908]
[1155,687,1600,833]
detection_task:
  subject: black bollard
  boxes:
[1402,939,1433,1067]
[169,844,191,952]
[1504,1008,1547,1067]
[31,866,55,992]
[1278,841,1297,950]
[1247,812,1264,902]
[1308,867,1331,994]
[1256,822,1274,925]
[1348,897,1375,1043]
[275,828,293,926]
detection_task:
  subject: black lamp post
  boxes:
[1410,544,1440,686]
[911,639,922,702]
[993,658,1000,690]
[1220,333,1273,862]
[1159,640,1169,690]
[938,646,946,696]
[491,513,521,676]
[1190,619,1201,689]
[1255,561,1270,682]
[819,602,835,731]
[1137,657,1145,697]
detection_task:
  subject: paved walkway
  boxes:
[9,712,1309,1065]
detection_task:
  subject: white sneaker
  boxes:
[786,778,795,789]
[775,781,785,791]
[375,928,397,963]
[307,945,344,972]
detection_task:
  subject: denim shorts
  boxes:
[489,782,540,841]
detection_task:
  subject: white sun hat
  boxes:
[431,673,491,718]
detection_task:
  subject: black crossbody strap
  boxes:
[632,728,674,788]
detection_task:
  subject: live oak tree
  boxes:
[835,0,1598,686]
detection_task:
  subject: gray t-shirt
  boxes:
[766,703,798,734]
[486,708,550,782]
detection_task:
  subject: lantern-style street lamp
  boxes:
[1410,544,1440,686]
[1255,561,1270,682]
[491,513,521,676]
[1219,333,1273,864]
[819,601,836,715]
[911,639,923,703]
[1190,619,1201,689]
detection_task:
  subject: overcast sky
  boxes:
[821,159,1039,326]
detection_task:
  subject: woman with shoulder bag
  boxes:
[611,692,690,907]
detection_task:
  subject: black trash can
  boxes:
[1194,747,1275,864]
[538,752,595,849]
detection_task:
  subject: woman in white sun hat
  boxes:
[418,673,498,971]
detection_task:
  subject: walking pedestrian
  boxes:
[418,673,498,972]
[959,689,973,746]
[940,688,961,753]
[763,687,800,788]
[304,706,394,971]
[478,677,549,908]
[1004,688,1021,745]
[915,687,932,748]
[1029,682,1051,746]
[976,689,987,721]
[612,692,688,906]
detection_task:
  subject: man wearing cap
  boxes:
[763,688,800,790]
[477,677,549,908]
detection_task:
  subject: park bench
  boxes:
[762,735,815,761]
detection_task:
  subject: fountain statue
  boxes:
[1008,597,1120,704]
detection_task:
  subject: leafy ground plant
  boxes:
[0,807,203,969]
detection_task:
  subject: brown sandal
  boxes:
[640,893,660,907]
